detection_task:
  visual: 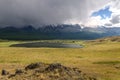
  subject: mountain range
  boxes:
[0,24,120,40]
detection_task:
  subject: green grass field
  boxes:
[0,39,120,80]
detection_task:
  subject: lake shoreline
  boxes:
[10,42,83,48]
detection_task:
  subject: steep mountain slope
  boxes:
[0,24,120,40]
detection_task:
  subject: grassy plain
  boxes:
[0,39,120,80]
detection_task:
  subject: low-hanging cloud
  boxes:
[0,0,111,28]
[110,15,120,24]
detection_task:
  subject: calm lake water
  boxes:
[10,42,82,48]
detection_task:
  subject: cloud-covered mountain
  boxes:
[0,25,120,40]
[82,26,120,36]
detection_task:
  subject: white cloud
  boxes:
[108,0,120,27]
[84,0,120,27]
[84,16,111,27]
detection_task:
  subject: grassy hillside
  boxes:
[89,36,120,42]
[0,38,120,80]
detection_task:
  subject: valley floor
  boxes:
[0,39,120,80]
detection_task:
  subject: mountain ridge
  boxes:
[0,24,120,40]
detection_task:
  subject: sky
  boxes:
[0,0,120,28]
[92,6,112,19]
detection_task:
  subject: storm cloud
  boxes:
[0,0,111,27]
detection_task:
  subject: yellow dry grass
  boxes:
[0,40,120,80]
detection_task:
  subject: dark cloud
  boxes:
[105,23,112,26]
[0,0,110,27]
[110,15,120,24]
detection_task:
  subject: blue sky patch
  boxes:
[92,6,112,19]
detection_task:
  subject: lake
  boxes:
[10,42,82,48]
